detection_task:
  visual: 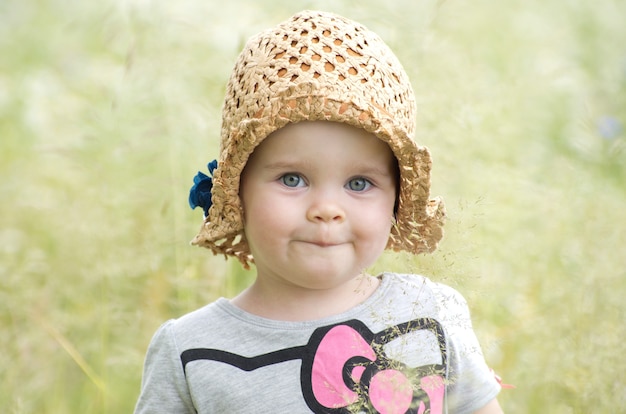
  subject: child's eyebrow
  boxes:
[347,163,393,177]
[262,160,313,171]
[263,160,391,176]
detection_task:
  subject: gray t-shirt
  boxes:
[135,273,500,413]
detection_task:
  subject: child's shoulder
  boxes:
[381,272,470,317]
[383,272,463,294]
[162,298,235,337]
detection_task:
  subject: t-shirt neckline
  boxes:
[214,273,394,329]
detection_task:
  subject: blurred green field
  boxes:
[1,0,625,412]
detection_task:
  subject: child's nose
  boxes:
[306,197,346,223]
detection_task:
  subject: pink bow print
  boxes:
[306,323,445,414]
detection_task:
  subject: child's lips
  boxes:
[309,241,340,247]
[296,228,349,248]
[299,238,345,248]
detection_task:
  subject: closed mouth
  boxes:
[301,240,344,248]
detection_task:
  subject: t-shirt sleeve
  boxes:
[134,320,196,414]
[433,283,501,414]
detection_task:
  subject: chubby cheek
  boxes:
[353,201,395,252]
[241,192,292,248]
[369,218,394,252]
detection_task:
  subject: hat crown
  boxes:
[221,10,416,149]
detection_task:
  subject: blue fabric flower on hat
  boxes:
[189,160,218,216]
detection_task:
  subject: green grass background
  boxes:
[1,0,625,412]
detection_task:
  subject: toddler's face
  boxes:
[240,121,397,291]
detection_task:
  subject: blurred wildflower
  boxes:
[597,116,622,140]
[189,160,218,217]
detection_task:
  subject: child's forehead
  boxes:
[267,121,376,142]
[246,121,395,170]
[261,121,391,152]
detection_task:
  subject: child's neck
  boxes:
[230,274,381,321]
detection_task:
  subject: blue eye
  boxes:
[347,177,371,192]
[281,173,304,187]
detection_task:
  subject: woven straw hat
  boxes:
[192,10,445,266]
